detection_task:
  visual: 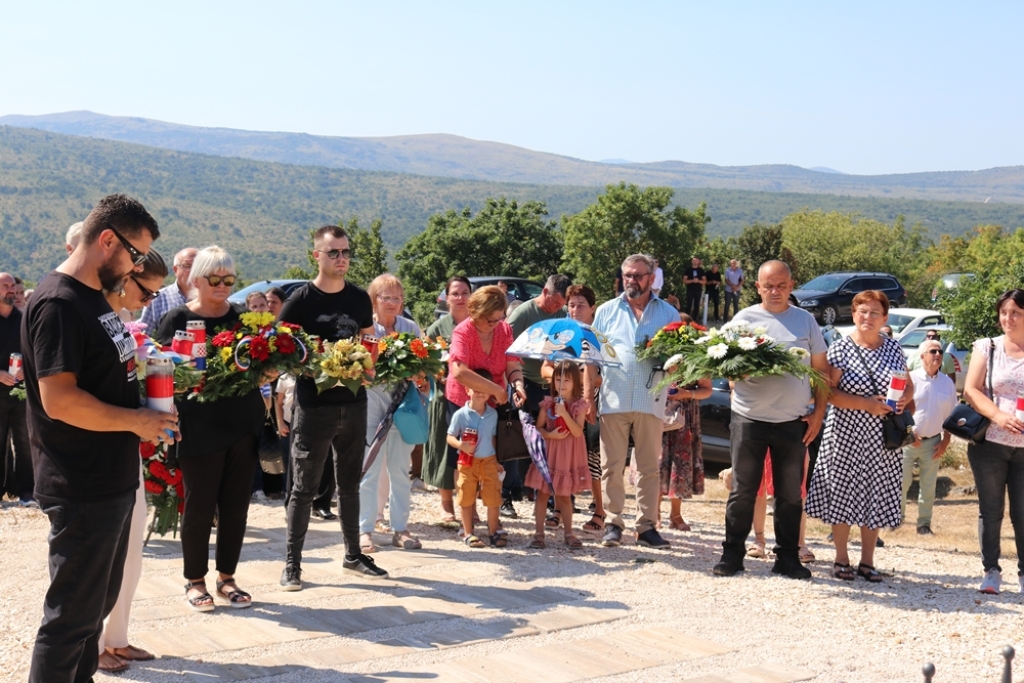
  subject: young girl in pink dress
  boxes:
[527,361,592,549]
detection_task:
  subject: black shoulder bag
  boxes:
[941,338,994,444]
[852,341,916,450]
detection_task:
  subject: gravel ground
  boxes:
[2,481,1022,683]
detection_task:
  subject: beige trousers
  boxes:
[100,461,147,651]
[600,412,664,533]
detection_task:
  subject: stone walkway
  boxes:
[99,508,816,683]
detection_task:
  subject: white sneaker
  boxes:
[979,569,1002,594]
[1019,575,1024,594]
[411,477,427,491]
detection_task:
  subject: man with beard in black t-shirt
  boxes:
[23,194,178,683]
[278,225,388,591]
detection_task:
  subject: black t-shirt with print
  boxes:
[156,304,265,460]
[0,306,22,406]
[278,281,374,407]
[705,270,722,293]
[685,267,705,295]
[22,272,141,502]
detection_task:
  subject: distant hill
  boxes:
[4,111,1024,204]
[1,125,1023,284]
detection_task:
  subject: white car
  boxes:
[899,324,968,393]
[886,308,946,340]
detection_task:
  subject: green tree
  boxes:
[733,222,791,306]
[396,197,563,323]
[282,227,317,280]
[560,182,709,301]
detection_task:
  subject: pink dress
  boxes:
[526,397,592,496]
[445,317,516,407]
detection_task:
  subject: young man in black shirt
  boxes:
[0,272,32,504]
[683,256,706,319]
[24,194,178,683]
[278,225,388,591]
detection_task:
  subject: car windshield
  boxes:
[886,314,915,334]
[800,274,848,292]
[522,283,542,299]
[900,329,932,349]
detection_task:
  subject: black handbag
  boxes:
[258,410,285,475]
[495,387,530,463]
[942,338,994,444]
[852,342,916,450]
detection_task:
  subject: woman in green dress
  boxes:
[422,276,472,524]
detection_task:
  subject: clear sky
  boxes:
[3,1,1021,175]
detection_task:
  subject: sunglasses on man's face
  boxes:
[925,349,943,355]
[109,225,147,266]
[322,249,353,260]
[131,277,160,303]
[203,275,236,288]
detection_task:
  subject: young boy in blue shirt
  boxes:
[447,370,506,548]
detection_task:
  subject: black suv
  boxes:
[791,272,907,325]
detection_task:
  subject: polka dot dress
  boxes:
[805,335,906,529]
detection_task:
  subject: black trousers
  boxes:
[286,401,367,566]
[706,288,720,320]
[0,398,32,498]
[502,380,546,502]
[723,415,807,561]
[685,290,703,319]
[282,427,336,510]
[30,490,135,683]
[179,434,258,579]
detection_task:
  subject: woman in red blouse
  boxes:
[446,284,527,418]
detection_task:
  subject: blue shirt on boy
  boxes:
[447,404,498,459]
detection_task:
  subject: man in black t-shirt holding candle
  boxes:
[278,225,388,591]
[23,194,178,683]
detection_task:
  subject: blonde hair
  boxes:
[467,285,507,321]
[187,246,235,298]
[367,273,404,305]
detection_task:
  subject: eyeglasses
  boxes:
[109,225,147,266]
[447,292,469,299]
[377,295,403,304]
[622,272,650,281]
[925,349,943,355]
[322,249,353,260]
[485,314,506,325]
[203,275,236,287]
[131,277,160,303]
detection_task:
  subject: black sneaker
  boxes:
[771,558,812,580]
[601,524,623,547]
[499,502,518,519]
[713,554,745,577]
[917,525,933,535]
[280,565,302,591]
[876,537,885,548]
[636,528,671,549]
[343,553,389,579]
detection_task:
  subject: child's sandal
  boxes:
[490,530,509,548]
[463,534,485,548]
[528,532,546,549]
[564,533,583,549]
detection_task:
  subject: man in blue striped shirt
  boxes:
[138,247,196,330]
[593,254,680,549]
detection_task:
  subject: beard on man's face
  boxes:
[98,253,131,293]
[625,282,648,299]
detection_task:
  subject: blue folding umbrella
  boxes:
[508,319,621,367]
[518,410,552,487]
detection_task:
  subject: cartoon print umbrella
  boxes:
[507,318,621,367]
[518,410,552,487]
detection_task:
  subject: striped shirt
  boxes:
[593,294,681,416]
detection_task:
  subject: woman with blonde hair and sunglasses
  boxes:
[156,246,266,612]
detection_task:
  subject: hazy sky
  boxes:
[3,1,1021,175]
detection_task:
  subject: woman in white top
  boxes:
[964,288,1024,595]
[358,274,424,552]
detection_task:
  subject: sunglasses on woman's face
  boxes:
[203,275,236,288]
[131,277,160,303]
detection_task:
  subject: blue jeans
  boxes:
[360,387,414,533]
[901,435,942,526]
[30,490,135,683]
[967,439,1024,574]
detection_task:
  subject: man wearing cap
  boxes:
[139,247,197,330]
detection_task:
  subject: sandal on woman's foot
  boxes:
[216,578,252,608]
[564,533,583,549]
[582,513,605,532]
[857,563,884,583]
[98,650,128,673]
[464,534,485,548]
[832,562,855,581]
[545,514,561,528]
[360,532,378,554]
[375,519,391,533]
[490,530,509,548]
[439,514,461,529]
[110,645,155,661]
[746,534,767,559]
[392,530,422,550]
[669,515,691,531]
[798,546,816,563]
[185,580,215,613]
[528,532,546,549]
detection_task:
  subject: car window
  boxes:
[900,329,930,349]
[887,314,915,334]
[800,274,848,291]
[876,278,898,291]
[920,316,943,327]
[843,278,869,294]
[521,282,543,299]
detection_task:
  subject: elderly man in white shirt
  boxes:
[901,338,959,535]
